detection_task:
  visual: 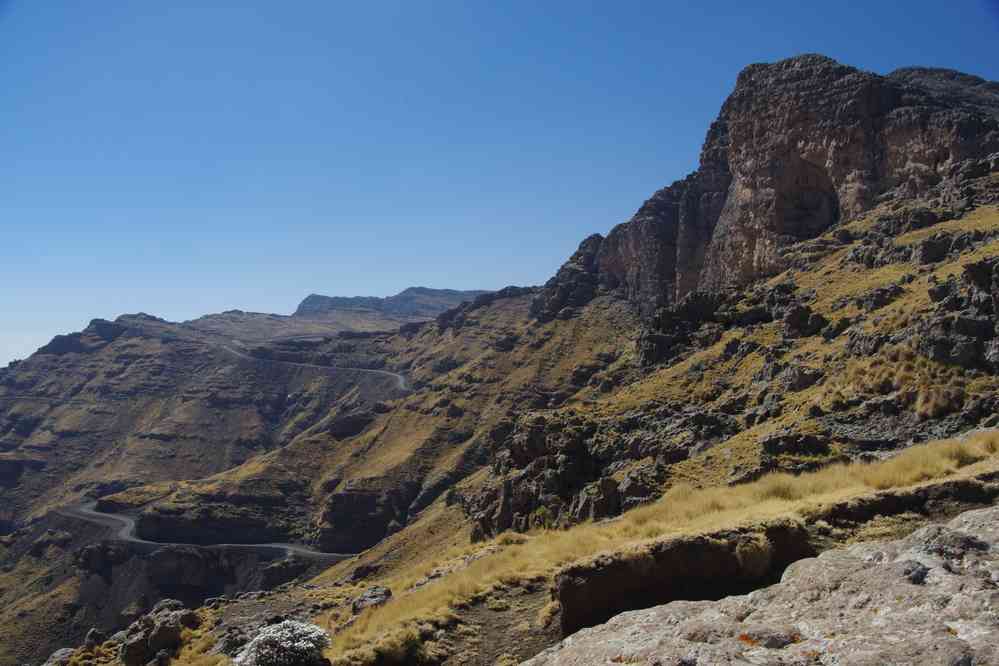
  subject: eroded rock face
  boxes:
[524,503,999,665]
[529,236,605,321]
[911,255,999,372]
[532,54,999,319]
[313,483,415,552]
[461,405,741,540]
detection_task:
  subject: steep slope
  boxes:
[533,54,999,319]
[8,54,999,666]
[0,314,414,665]
[106,288,640,552]
[0,314,404,527]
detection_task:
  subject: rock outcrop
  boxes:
[36,318,128,356]
[461,403,741,540]
[116,599,200,666]
[525,503,999,665]
[294,287,489,319]
[533,54,999,319]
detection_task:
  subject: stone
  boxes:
[912,233,952,264]
[525,504,999,665]
[351,586,392,614]
[782,304,827,337]
[41,649,76,666]
[856,283,904,311]
[760,430,830,455]
[116,600,199,666]
[775,365,823,392]
[821,316,854,340]
[120,635,150,666]
[84,627,105,648]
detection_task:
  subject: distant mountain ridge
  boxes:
[294,286,490,319]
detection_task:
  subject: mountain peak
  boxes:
[532,54,999,320]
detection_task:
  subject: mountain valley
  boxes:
[4,53,999,666]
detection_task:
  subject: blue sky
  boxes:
[2,1,998,364]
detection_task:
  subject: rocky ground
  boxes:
[525,501,999,665]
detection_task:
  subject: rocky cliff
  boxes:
[294,287,490,319]
[534,54,999,319]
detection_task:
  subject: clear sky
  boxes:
[2,1,998,365]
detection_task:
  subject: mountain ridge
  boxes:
[3,53,999,666]
[294,287,490,319]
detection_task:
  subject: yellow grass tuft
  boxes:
[329,432,999,663]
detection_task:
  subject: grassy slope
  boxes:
[328,431,999,663]
[45,204,999,664]
[104,295,640,543]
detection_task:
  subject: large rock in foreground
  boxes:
[524,504,999,665]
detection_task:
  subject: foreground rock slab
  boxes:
[524,504,999,665]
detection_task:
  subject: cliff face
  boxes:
[534,54,999,318]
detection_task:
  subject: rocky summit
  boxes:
[533,54,999,320]
[4,53,999,666]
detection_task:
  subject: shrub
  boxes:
[234,621,331,666]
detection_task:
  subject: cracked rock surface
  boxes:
[524,504,999,665]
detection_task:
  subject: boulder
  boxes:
[856,283,904,311]
[760,430,830,456]
[525,504,999,665]
[912,233,952,264]
[782,304,827,338]
[84,627,105,648]
[775,365,823,392]
[351,586,392,614]
[116,600,199,666]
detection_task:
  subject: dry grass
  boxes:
[329,431,999,662]
[536,600,560,628]
[897,205,999,245]
[173,619,230,666]
[818,343,969,419]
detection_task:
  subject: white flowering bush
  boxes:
[234,620,331,666]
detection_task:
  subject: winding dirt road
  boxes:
[56,502,352,563]
[7,333,409,563]
[220,343,411,391]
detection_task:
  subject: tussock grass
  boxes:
[330,432,999,663]
[819,343,969,419]
[176,639,228,666]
